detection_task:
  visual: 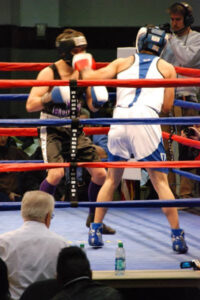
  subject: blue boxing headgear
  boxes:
[136,26,167,56]
[56,35,87,65]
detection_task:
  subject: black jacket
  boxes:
[20,279,62,300]
[51,278,122,300]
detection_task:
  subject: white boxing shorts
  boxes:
[108,105,166,163]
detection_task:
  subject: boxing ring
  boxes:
[0,62,200,292]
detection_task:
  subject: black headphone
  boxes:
[174,2,194,26]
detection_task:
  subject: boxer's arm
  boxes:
[81,56,133,80]
[73,53,118,111]
[83,58,130,111]
[26,67,53,113]
[81,59,120,80]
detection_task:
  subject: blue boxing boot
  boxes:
[171,228,188,254]
[88,223,104,247]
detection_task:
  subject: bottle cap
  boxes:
[118,242,123,247]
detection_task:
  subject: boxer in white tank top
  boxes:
[108,52,165,164]
[80,25,188,254]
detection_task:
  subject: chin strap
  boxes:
[63,58,72,67]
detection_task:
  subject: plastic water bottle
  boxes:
[115,242,126,276]
[80,243,85,251]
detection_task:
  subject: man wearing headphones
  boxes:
[161,2,200,200]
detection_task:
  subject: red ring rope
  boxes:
[0,62,199,77]
[0,128,200,150]
[0,78,200,89]
[0,160,200,172]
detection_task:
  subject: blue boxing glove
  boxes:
[91,86,109,108]
[51,86,70,105]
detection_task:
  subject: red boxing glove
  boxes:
[72,53,96,71]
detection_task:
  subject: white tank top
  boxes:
[116,53,164,113]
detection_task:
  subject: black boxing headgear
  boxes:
[56,35,87,65]
[170,2,194,27]
[136,26,167,56]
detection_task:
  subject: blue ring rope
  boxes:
[0,116,200,127]
[0,94,28,101]
[1,94,200,111]
[0,199,200,211]
[172,168,200,182]
[174,99,200,110]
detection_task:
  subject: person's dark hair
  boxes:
[0,258,10,300]
[168,2,194,26]
[56,28,86,44]
[56,246,92,284]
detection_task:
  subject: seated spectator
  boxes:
[11,136,40,157]
[7,115,40,157]
[181,125,200,142]
[0,257,11,300]
[0,136,29,201]
[0,190,67,300]
[51,246,123,300]
[0,136,45,201]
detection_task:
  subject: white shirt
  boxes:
[108,53,164,160]
[0,221,67,300]
[161,30,200,96]
[116,53,164,113]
